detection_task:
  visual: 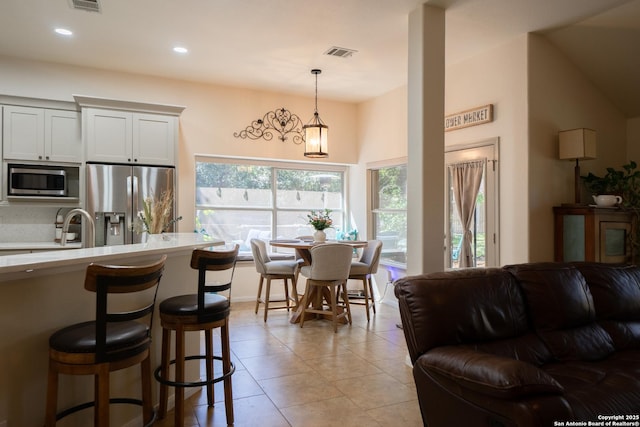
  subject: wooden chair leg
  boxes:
[95,364,110,427]
[45,359,58,427]
[299,281,312,328]
[361,277,371,321]
[368,276,376,314]
[284,278,291,311]
[205,328,214,406]
[174,326,185,427]
[291,275,299,307]
[221,320,234,425]
[342,281,353,325]
[141,352,154,425]
[330,284,338,333]
[264,278,273,322]
[255,276,264,314]
[158,327,171,419]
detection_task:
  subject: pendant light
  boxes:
[303,69,329,158]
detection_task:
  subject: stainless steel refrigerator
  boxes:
[86,163,176,246]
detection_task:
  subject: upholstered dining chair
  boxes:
[251,238,299,321]
[45,255,167,427]
[348,240,383,321]
[299,243,353,332]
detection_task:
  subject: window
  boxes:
[369,160,407,266]
[195,157,346,256]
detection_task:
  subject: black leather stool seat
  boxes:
[49,321,149,355]
[159,293,230,322]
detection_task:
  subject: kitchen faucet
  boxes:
[61,208,96,248]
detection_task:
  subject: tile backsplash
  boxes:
[0,206,68,243]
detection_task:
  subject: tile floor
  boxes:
[153,299,423,427]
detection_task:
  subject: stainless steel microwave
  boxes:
[8,165,68,196]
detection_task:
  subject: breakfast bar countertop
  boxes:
[0,233,224,281]
[0,241,83,251]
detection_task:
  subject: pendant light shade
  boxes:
[304,69,329,158]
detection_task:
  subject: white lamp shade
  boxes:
[558,128,596,160]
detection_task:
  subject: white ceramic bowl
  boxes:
[593,195,622,207]
[66,232,76,241]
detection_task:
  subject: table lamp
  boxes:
[559,128,596,205]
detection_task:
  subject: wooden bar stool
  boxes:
[45,255,167,427]
[154,244,239,427]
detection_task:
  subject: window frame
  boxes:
[195,155,349,258]
[367,157,408,268]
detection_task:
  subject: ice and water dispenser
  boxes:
[94,212,126,246]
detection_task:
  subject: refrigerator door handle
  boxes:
[128,175,135,244]
[131,175,139,209]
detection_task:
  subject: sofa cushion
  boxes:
[574,263,640,320]
[505,263,615,361]
[420,346,564,399]
[395,268,537,363]
[542,350,640,419]
[574,262,640,350]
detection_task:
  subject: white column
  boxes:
[407,4,445,275]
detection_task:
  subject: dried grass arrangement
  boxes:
[133,190,177,234]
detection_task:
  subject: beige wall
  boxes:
[628,117,640,161]
[445,35,530,264]
[527,33,628,262]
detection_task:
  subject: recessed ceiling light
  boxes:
[55,28,73,36]
[173,46,188,54]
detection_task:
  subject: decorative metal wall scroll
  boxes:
[234,107,305,144]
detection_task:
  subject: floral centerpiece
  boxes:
[307,209,332,242]
[133,190,181,235]
[307,209,333,230]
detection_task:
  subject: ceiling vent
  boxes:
[324,46,357,59]
[69,0,101,13]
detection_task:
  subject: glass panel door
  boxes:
[445,140,499,268]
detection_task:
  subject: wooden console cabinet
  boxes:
[554,206,634,264]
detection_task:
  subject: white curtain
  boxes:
[450,160,485,268]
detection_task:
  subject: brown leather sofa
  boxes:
[395,262,640,427]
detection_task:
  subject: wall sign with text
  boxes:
[445,104,494,132]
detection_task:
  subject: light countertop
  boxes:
[0,233,224,281]
[0,242,82,250]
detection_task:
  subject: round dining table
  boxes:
[269,239,368,324]
[269,238,367,264]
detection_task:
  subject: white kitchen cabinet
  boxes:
[2,106,81,163]
[85,108,176,166]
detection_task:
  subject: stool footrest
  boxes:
[154,354,235,388]
[56,398,157,427]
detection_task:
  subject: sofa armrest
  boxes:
[420,347,564,399]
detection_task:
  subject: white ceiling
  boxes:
[0,0,638,116]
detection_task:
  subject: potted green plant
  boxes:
[582,161,640,207]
